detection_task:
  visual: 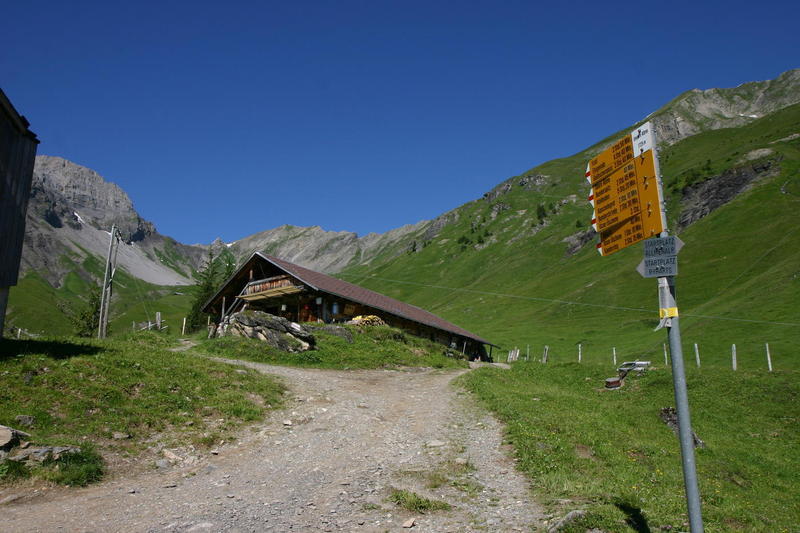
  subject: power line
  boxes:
[342,275,799,327]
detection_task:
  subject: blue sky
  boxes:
[3,1,798,244]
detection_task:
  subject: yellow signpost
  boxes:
[587,121,665,256]
[584,121,704,531]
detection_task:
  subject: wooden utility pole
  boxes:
[98,225,122,339]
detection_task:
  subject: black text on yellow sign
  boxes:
[589,135,634,185]
[595,150,664,256]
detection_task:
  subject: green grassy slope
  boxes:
[340,104,800,367]
[459,362,799,531]
[6,251,193,337]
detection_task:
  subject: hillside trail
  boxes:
[2,356,545,532]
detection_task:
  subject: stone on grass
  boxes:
[0,425,31,451]
[547,509,586,532]
[14,415,35,427]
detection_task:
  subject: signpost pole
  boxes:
[661,276,703,532]
[588,122,703,531]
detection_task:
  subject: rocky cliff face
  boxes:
[21,156,205,287]
[31,156,155,243]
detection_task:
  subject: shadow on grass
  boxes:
[614,500,651,533]
[0,338,104,361]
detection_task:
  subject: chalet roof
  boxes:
[205,252,493,346]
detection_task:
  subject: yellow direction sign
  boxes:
[587,122,665,256]
[588,135,634,184]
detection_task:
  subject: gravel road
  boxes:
[2,359,544,532]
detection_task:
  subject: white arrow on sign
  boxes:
[636,236,684,278]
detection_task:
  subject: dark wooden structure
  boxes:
[0,89,39,336]
[203,253,494,359]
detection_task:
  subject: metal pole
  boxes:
[578,343,582,363]
[694,343,701,368]
[663,343,669,365]
[732,344,737,371]
[662,276,704,532]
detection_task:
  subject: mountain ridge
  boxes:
[7,68,800,338]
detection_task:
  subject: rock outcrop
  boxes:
[31,155,155,243]
[678,158,780,230]
[651,69,800,147]
[213,311,316,352]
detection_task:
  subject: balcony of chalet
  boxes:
[237,274,305,302]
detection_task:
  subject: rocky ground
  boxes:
[1,358,545,532]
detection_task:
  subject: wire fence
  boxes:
[504,340,783,372]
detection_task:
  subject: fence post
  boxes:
[765,343,772,372]
[182,317,187,336]
[578,343,582,363]
[542,345,549,364]
[663,343,668,365]
[694,343,701,368]
[612,347,617,366]
[732,344,737,371]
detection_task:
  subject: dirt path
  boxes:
[2,359,544,532]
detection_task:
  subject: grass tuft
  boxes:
[41,444,105,486]
[387,489,451,513]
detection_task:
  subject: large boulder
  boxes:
[215,311,316,352]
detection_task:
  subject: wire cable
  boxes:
[342,275,799,327]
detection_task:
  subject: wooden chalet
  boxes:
[202,252,495,359]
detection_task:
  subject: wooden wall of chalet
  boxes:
[0,90,38,288]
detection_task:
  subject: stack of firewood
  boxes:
[347,315,387,326]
